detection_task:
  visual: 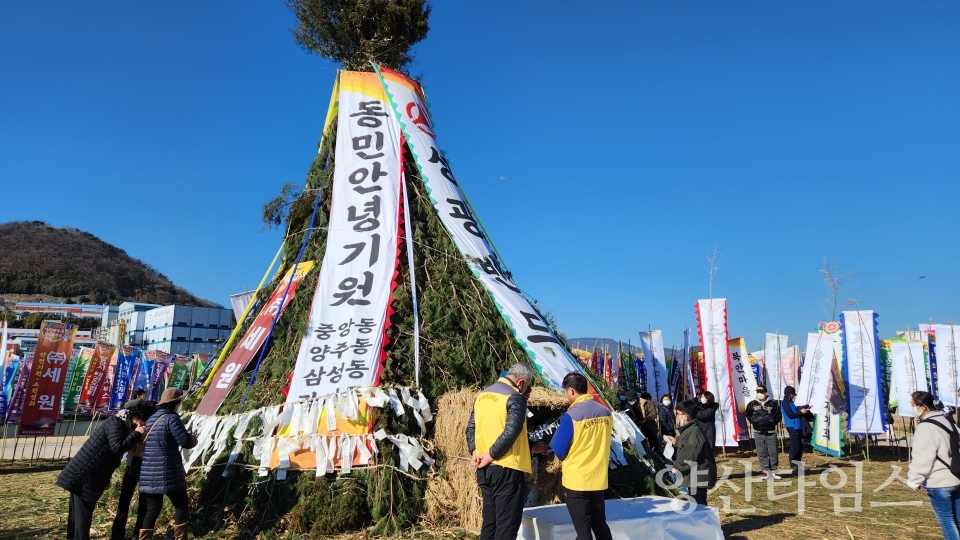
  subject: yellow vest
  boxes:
[561,395,613,491]
[473,378,531,473]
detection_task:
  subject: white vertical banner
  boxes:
[639,330,669,399]
[764,333,789,400]
[684,328,696,398]
[934,325,960,407]
[694,299,739,447]
[841,310,886,435]
[727,337,757,412]
[288,71,403,402]
[796,333,837,415]
[373,64,585,391]
[892,341,928,417]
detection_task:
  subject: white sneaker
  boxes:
[771,472,783,479]
[760,471,770,480]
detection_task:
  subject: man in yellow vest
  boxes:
[465,363,535,540]
[550,372,613,540]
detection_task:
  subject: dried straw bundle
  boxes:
[424,387,570,532]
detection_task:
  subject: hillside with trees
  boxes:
[0,221,219,307]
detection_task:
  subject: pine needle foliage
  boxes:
[287,0,431,73]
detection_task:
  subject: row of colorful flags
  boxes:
[0,320,211,436]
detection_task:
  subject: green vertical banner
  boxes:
[167,355,190,390]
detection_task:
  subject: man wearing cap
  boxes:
[139,388,197,540]
[550,372,613,540]
[465,363,535,540]
[744,385,782,479]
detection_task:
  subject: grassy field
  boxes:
[0,444,941,539]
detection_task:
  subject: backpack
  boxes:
[919,415,960,481]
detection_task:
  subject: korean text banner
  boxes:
[763,333,789,400]
[727,337,757,412]
[288,71,403,403]
[892,341,927,417]
[78,343,115,413]
[95,347,119,413]
[63,347,93,412]
[796,333,837,416]
[196,261,315,415]
[695,299,739,446]
[841,310,886,434]
[110,346,139,410]
[167,355,191,391]
[374,64,586,393]
[19,322,78,436]
[934,325,960,407]
[6,353,32,423]
[639,330,669,399]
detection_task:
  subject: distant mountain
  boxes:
[567,337,682,357]
[0,221,220,307]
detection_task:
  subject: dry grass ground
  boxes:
[714,444,942,539]
[0,444,941,539]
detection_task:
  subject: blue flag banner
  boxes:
[110,346,139,410]
[132,356,149,396]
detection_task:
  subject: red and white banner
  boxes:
[18,321,78,435]
[373,65,586,393]
[78,342,115,413]
[197,261,315,415]
[695,299,739,446]
[288,71,403,403]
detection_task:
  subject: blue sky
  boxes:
[2,2,958,352]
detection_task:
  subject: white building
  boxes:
[141,305,233,356]
[5,328,97,354]
[117,302,161,346]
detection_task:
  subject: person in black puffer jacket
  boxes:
[56,407,148,540]
[744,385,782,479]
[695,391,719,454]
[139,388,197,540]
[672,399,717,506]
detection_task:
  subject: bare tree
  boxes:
[705,246,723,299]
[820,256,857,321]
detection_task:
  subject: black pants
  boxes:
[140,489,190,530]
[477,464,525,540]
[67,485,104,540]
[787,428,803,469]
[111,457,145,539]
[564,488,613,540]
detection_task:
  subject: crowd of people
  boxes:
[55,387,197,540]
[52,363,960,540]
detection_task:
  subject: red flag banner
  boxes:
[18,322,78,436]
[195,261,315,415]
[78,342,115,413]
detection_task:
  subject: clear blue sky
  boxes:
[2,2,958,352]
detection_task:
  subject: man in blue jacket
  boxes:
[550,372,613,540]
[781,386,810,472]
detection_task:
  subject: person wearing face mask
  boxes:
[908,391,960,540]
[744,385,782,479]
[465,363,535,540]
[671,400,717,505]
[658,394,676,443]
[138,388,198,540]
[694,391,718,452]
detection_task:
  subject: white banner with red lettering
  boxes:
[694,299,739,446]
[374,64,584,391]
[288,71,403,403]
